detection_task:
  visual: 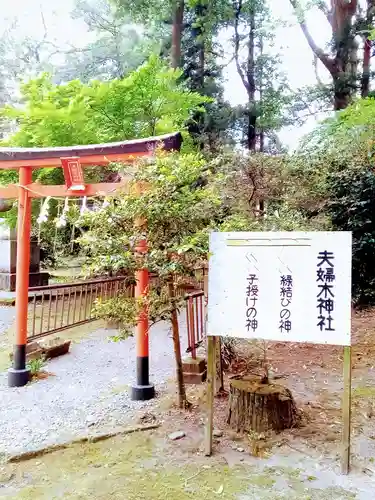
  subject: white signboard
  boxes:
[208,232,352,346]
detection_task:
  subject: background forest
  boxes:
[0,0,375,305]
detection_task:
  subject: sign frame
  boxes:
[204,231,353,475]
[207,231,352,346]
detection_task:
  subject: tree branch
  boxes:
[246,8,256,100]
[232,0,250,94]
[289,0,335,75]
[315,0,333,26]
[313,54,324,86]
[88,103,126,135]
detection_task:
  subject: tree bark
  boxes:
[361,0,375,98]
[361,37,371,98]
[169,281,190,409]
[290,0,358,110]
[233,1,257,150]
[187,0,206,149]
[246,9,256,151]
[195,0,206,91]
[258,34,264,154]
[227,376,298,433]
[171,0,184,69]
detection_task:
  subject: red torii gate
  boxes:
[0,132,182,400]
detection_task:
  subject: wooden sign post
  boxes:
[342,345,352,474]
[0,132,182,397]
[205,231,353,474]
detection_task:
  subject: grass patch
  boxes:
[0,347,11,371]
[2,431,360,500]
[0,298,16,305]
[111,384,130,395]
[352,386,375,398]
[27,356,46,376]
[11,433,253,500]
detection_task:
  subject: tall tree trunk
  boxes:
[233,0,257,149]
[361,0,375,98]
[258,34,264,154]
[195,0,206,90]
[361,38,371,98]
[333,77,352,110]
[169,281,190,409]
[258,58,265,214]
[187,0,206,149]
[290,0,358,110]
[171,0,184,69]
[246,10,256,151]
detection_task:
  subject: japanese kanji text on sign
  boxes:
[207,232,352,346]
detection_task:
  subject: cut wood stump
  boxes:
[227,376,298,433]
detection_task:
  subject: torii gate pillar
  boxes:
[8,166,32,387]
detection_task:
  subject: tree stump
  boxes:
[227,376,298,433]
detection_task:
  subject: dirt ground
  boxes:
[1,308,375,498]
[258,307,375,464]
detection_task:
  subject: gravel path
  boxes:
[0,315,188,457]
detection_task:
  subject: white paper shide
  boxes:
[207,231,352,346]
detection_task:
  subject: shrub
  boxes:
[92,295,138,338]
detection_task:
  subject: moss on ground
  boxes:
[110,383,130,395]
[11,433,252,500]
[0,347,10,372]
[1,431,359,500]
[352,385,375,398]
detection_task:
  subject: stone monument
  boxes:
[0,219,49,291]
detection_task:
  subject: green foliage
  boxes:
[1,55,210,147]
[27,356,46,376]
[328,165,375,305]
[221,0,292,151]
[0,169,17,228]
[291,97,375,305]
[76,146,323,329]
[219,208,324,233]
[112,0,172,25]
[181,1,235,148]
[112,0,237,149]
[93,286,184,341]
[56,0,155,82]
[75,150,220,330]
[0,55,209,262]
[78,150,219,278]
[92,294,138,338]
[211,149,328,231]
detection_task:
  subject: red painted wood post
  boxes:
[8,167,32,387]
[131,222,154,400]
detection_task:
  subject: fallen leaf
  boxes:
[216,484,224,495]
